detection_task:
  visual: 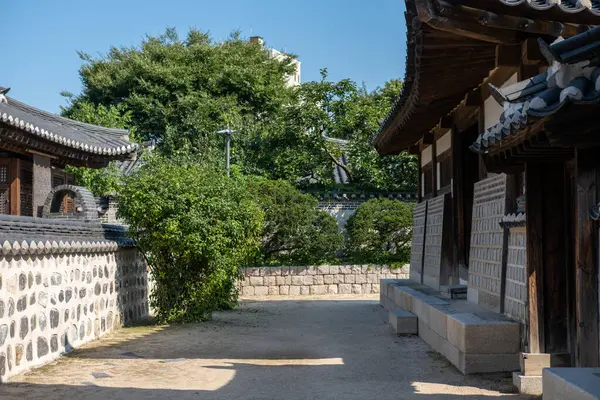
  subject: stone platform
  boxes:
[543,368,600,400]
[380,279,520,374]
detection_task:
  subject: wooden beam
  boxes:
[440,115,453,130]
[432,139,438,197]
[526,162,544,353]
[496,44,522,68]
[418,151,423,203]
[522,38,546,66]
[575,148,599,367]
[9,158,20,216]
[423,131,434,145]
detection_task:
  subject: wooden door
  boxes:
[0,160,9,214]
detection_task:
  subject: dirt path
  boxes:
[0,295,534,399]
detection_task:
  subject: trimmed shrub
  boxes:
[247,178,343,265]
[118,155,263,322]
[345,198,413,263]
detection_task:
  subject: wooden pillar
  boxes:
[418,151,423,203]
[526,162,544,353]
[575,148,599,367]
[542,162,569,354]
[432,139,438,197]
[9,158,20,216]
[451,125,466,268]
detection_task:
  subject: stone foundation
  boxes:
[239,265,409,296]
[0,245,148,381]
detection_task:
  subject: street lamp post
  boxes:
[217,127,236,177]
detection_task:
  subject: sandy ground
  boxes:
[0,294,536,399]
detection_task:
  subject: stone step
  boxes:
[380,278,520,374]
[389,310,418,335]
[543,368,600,400]
[440,284,467,299]
[513,372,542,396]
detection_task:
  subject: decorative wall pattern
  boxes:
[504,227,527,323]
[0,246,148,381]
[467,174,509,313]
[423,195,446,290]
[409,201,427,283]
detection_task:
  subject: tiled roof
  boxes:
[471,30,600,154]
[0,86,138,157]
[375,0,600,156]
[497,0,600,17]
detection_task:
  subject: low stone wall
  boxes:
[0,227,148,381]
[239,265,409,296]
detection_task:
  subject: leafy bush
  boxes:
[246,178,343,265]
[118,155,263,322]
[345,198,413,263]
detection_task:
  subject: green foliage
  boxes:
[117,154,263,322]
[65,162,123,197]
[63,28,296,162]
[246,178,343,265]
[261,71,418,191]
[345,198,413,263]
[63,29,416,192]
[61,101,133,196]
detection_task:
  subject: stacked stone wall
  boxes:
[0,245,148,381]
[239,265,409,296]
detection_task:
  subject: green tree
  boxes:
[63,28,296,164]
[345,198,413,263]
[246,178,343,265]
[255,71,417,191]
[61,102,133,196]
[118,154,263,322]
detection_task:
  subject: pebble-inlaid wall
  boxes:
[409,201,427,284]
[423,194,447,290]
[0,247,148,381]
[504,227,527,323]
[467,174,509,313]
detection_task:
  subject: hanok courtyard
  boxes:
[3,0,600,399]
[0,296,528,400]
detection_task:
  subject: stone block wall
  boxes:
[239,265,409,296]
[0,245,148,381]
[504,227,527,323]
[467,174,510,313]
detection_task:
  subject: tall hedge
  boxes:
[247,178,343,265]
[345,198,413,263]
[118,155,263,322]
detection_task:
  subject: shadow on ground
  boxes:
[0,298,537,399]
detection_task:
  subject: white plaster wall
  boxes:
[484,73,518,130]
[436,131,451,155]
[421,145,432,166]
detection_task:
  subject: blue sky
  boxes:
[2,0,407,113]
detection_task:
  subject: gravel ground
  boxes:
[0,295,536,399]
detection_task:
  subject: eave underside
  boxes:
[0,125,136,168]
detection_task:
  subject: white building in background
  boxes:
[249,36,301,87]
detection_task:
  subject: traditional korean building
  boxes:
[0,86,148,381]
[0,86,138,217]
[376,1,600,397]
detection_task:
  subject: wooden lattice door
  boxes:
[0,160,10,214]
